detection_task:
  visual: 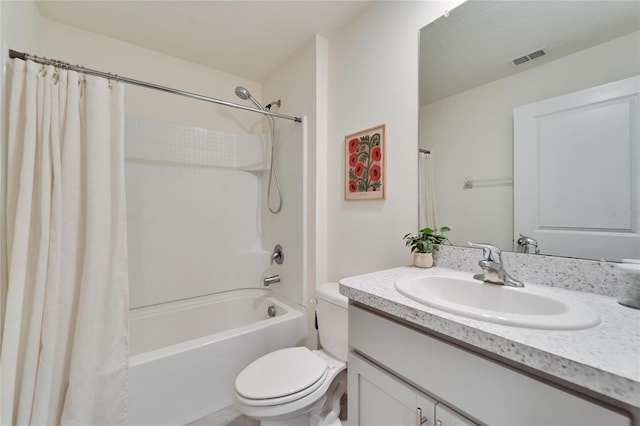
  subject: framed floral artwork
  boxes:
[344,124,386,200]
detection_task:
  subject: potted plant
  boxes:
[403,227,451,268]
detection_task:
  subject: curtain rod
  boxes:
[9,49,302,124]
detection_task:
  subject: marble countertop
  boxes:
[339,266,640,408]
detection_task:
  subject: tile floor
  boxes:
[186,394,347,425]
[186,405,258,426]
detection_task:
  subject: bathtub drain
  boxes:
[267,305,277,318]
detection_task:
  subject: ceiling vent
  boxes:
[511,48,547,66]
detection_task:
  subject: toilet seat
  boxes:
[235,347,329,406]
[234,349,346,422]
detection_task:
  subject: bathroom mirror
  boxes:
[418,0,640,261]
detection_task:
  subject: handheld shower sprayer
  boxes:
[235,86,266,111]
[234,86,283,214]
[234,86,251,100]
[234,86,280,111]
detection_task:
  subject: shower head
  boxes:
[235,86,251,100]
[235,86,265,111]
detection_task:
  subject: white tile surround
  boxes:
[125,116,271,308]
[339,247,640,409]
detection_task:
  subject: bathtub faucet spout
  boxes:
[263,274,281,286]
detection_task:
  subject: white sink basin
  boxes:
[395,272,600,330]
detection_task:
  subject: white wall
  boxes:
[0,0,467,320]
[38,18,262,133]
[420,31,640,250]
[326,1,463,281]
[1,1,40,53]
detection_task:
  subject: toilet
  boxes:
[234,282,348,426]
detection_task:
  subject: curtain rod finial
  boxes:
[9,49,27,60]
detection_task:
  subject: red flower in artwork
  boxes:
[369,165,382,182]
[371,146,381,162]
[346,131,383,196]
[349,153,358,167]
[348,138,359,153]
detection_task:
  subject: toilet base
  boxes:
[261,414,311,426]
[261,416,341,426]
[249,369,347,426]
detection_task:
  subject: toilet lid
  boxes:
[235,347,328,400]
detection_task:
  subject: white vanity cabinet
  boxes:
[435,403,477,426]
[348,304,632,426]
[349,351,477,426]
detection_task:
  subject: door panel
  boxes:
[514,76,640,260]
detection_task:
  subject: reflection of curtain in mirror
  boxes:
[419,152,439,229]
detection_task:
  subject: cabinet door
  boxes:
[435,402,477,426]
[349,352,435,426]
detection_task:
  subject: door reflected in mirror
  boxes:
[418,0,640,261]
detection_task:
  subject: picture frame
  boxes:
[344,124,386,200]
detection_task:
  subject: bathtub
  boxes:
[128,289,306,426]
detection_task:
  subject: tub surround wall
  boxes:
[125,116,270,308]
[263,35,329,348]
[434,245,628,298]
[258,121,306,308]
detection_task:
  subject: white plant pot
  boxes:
[413,252,434,268]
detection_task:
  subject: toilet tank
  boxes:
[316,282,348,362]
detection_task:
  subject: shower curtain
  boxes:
[2,60,128,425]
[419,151,439,230]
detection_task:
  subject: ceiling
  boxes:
[36,0,372,82]
[420,0,640,105]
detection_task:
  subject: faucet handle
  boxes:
[468,241,502,263]
[271,244,284,265]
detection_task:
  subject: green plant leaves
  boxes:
[402,226,452,253]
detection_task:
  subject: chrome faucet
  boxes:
[263,274,281,286]
[468,242,524,287]
[517,234,539,254]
